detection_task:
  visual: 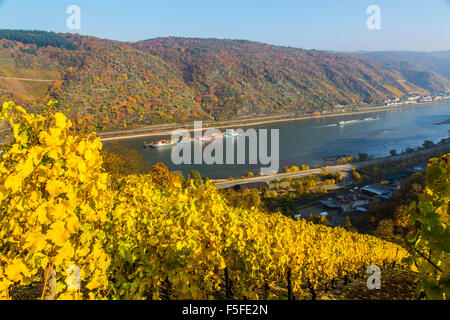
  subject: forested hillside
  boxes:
[366,51,450,81]
[346,51,450,93]
[0,33,208,132]
[0,30,449,132]
[0,30,78,50]
[133,37,435,119]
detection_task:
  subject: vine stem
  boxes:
[40,244,55,300]
[412,247,443,273]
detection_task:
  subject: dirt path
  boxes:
[323,267,418,300]
[0,76,59,82]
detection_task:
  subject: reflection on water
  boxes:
[104,103,450,179]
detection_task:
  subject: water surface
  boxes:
[104,103,450,179]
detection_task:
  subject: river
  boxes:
[104,103,450,179]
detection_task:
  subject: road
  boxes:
[213,144,450,189]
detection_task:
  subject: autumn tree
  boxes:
[102,143,152,176]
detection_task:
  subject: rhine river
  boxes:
[104,103,450,179]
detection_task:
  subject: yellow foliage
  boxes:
[0,101,111,299]
[0,101,408,300]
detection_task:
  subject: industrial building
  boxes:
[360,183,398,199]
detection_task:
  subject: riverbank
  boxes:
[99,100,449,142]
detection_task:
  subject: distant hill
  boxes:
[386,51,450,80]
[0,30,449,132]
[345,51,450,93]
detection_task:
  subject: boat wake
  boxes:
[336,116,380,126]
[315,124,339,128]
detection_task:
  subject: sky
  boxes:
[0,0,449,52]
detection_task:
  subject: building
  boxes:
[360,183,396,199]
[406,166,425,173]
[351,200,370,209]
[320,198,343,210]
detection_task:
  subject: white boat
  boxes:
[337,116,380,126]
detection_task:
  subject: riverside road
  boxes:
[213,144,450,189]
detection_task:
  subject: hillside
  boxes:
[346,51,450,94]
[133,37,431,119]
[0,30,449,132]
[380,51,450,80]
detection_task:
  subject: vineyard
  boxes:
[0,101,446,300]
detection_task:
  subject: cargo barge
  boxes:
[144,130,239,148]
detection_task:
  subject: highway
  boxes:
[213,144,450,189]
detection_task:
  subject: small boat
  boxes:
[226,130,240,137]
[363,116,380,121]
[180,137,195,143]
[143,139,179,148]
[337,116,380,126]
[337,119,359,126]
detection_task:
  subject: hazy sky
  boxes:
[0,0,449,51]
